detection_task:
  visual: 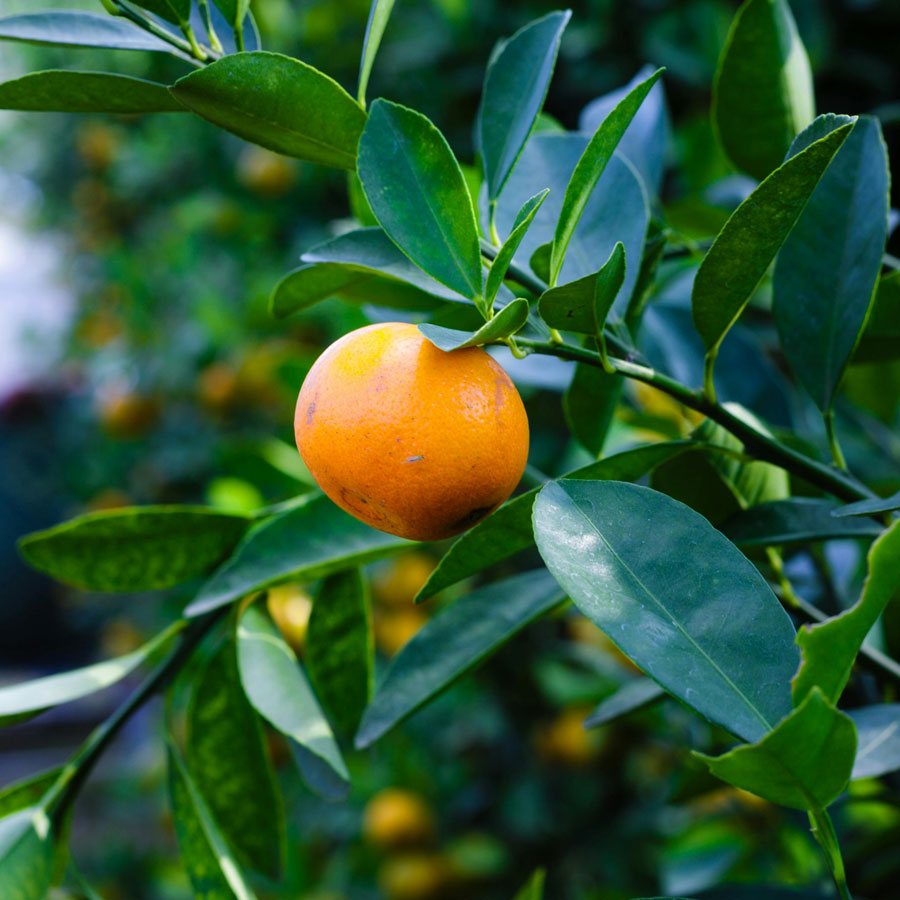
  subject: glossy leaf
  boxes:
[167,744,257,900]
[539,242,626,335]
[18,505,250,593]
[0,71,184,114]
[722,499,883,547]
[358,0,396,106]
[0,807,54,900]
[549,68,662,285]
[187,640,284,878]
[171,52,367,170]
[563,359,621,455]
[691,123,853,353]
[832,489,900,518]
[418,299,529,351]
[513,869,547,900]
[0,623,180,727]
[533,480,799,743]
[477,10,571,201]
[584,678,665,729]
[0,12,175,53]
[849,704,900,779]
[306,569,373,738]
[712,0,814,180]
[773,115,889,410]
[792,518,900,705]
[358,99,483,299]
[356,570,565,748]
[237,605,349,799]
[485,190,549,308]
[186,495,411,617]
[695,688,856,810]
[416,441,698,601]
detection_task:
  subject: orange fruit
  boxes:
[373,553,436,607]
[294,323,529,541]
[378,853,451,900]
[98,391,160,439]
[534,707,604,767]
[266,584,313,655]
[363,788,435,851]
[374,607,429,656]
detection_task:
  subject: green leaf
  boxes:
[357,0,396,106]
[167,744,258,900]
[712,0,814,180]
[549,69,662,285]
[130,0,190,26]
[485,190,549,309]
[211,0,251,30]
[0,71,184,114]
[171,52,367,170]
[418,298,530,351]
[583,678,665,729]
[355,570,564,748]
[849,704,900,779]
[270,263,442,319]
[358,99,483,299]
[513,868,547,900]
[563,358,621,455]
[0,12,175,53]
[186,495,411,617]
[832,490,900,518]
[722,498,883,547]
[237,605,349,799]
[533,480,799,743]
[694,688,856,810]
[0,807,54,900]
[854,270,900,363]
[306,569,373,738]
[530,242,551,283]
[773,115,890,410]
[187,639,284,879]
[691,122,853,354]
[477,10,571,202]
[0,622,180,727]
[18,505,250,593]
[0,771,59,819]
[416,441,698,601]
[539,242,626,335]
[792,518,900,706]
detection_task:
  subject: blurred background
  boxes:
[1,1,899,898]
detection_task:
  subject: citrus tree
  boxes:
[1,1,898,899]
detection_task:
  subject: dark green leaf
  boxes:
[793,518,900,705]
[171,52,367,170]
[0,71,184,113]
[0,623,180,727]
[583,678,665,729]
[187,639,284,878]
[0,771,59,819]
[211,0,251,30]
[832,490,900,518]
[306,569,373,738]
[854,270,900,363]
[131,0,190,26]
[358,99,483,299]
[167,744,258,900]
[694,688,856,810]
[0,807,54,900]
[356,570,564,748]
[534,480,799,742]
[722,498,883,546]
[18,505,250,593]
[563,359,621,455]
[691,123,853,354]
[539,242,626,335]
[849,704,900,779]
[773,115,890,410]
[712,0,814,180]
[416,441,698,601]
[530,242,551,283]
[477,10,571,201]
[513,868,547,900]
[0,12,175,53]
[418,299,529,351]
[358,0,396,106]
[237,605,349,798]
[549,69,662,285]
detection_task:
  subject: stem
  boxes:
[488,203,501,247]
[703,349,718,403]
[181,22,208,60]
[766,547,802,608]
[42,610,224,820]
[825,409,849,470]
[233,24,245,52]
[198,0,224,53]
[111,3,201,65]
[808,808,852,900]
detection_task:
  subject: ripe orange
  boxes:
[266,584,313,655]
[363,788,435,851]
[294,323,529,541]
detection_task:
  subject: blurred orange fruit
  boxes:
[373,553,436,607]
[378,853,451,900]
[534,707,604,767]
[98,391,159,439]
[294,323,529,541]
[237,146,298,197]
[374,607,428,656]
[363,788,435,851]
[76,122,120,170]
[266,584,313,655]
[197,362,239,413]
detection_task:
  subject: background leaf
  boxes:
[712,0,815,180]
[355,570,565,748]
[358,99,483,299]
[171,52,367,169]
[563,360,621,456]
[773,115,890,410]
[211,0,251,30]
[513,868,547,900]
[18,506,250,593]
[0,12,176,53]
[357,0,396,106]
[584,678,665,729]
[0,771,60,819]
[849,704,900,779]
[0,808,54,900]
[854,269,900,363]
[832,489,900,518]
[533,480,799,743]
